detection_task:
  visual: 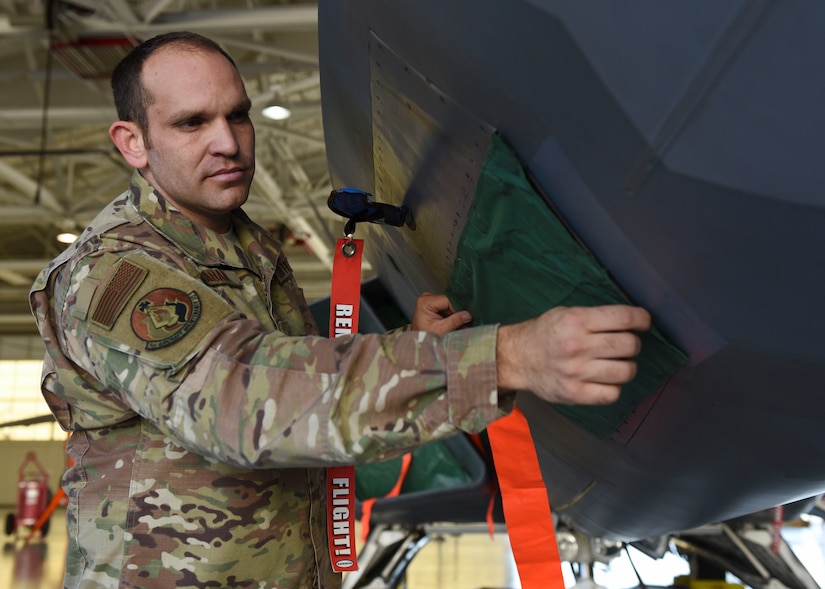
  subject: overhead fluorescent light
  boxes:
[262,105,292,121]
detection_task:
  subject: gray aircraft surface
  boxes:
[317,1,825,588]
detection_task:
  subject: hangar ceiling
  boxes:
[0,0,340,336]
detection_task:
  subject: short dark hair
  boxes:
[111,31,240,134]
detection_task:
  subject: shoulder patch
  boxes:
[85,253,235,368]
[90,259,148,330]
[131,288,201,349]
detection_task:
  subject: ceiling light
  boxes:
[262,105,292,121]
[57,232,78,244]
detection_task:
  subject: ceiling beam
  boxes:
[0,160,63,213]
[102,0,142,27]
[213,35,318,66]
[0,107,115,129]
[0,206,97,225]
[0,104,323,131]
[46,6,319,37]
[0,314,38,332]
[141,0,177,25]
[0,269,32,286]
[253,163,332,269]
[0,260,54,273]
[127,6,318,32]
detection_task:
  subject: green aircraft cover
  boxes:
[355,437,475,500]
[445,133,686,439]
[355,134,686,502]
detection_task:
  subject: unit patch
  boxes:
[131,288,201,350]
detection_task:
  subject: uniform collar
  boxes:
[127,171,280,270]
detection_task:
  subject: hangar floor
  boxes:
[2,507,824,589]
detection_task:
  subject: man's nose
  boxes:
[209,119,240,156]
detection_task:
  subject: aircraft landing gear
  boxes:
[342,525,431,589]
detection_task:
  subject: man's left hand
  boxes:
[411,292,473,335]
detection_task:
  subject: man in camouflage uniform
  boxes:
[29,32,650,588]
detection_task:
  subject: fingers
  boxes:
[418,292,455,316]
[411,292,472,335]
[551,306,647,357]
[557,381,623,406]
[588,331,643,360]
[575,305,651,333]
[433,310,472,334]
[550,355,639,404]
[533,358,638,406]
[570,357,639,388]
[496,304,651,406]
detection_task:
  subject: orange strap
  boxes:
[326,237,365,573]
[468,433,499,538]
[487,406,565,589]
[359,452,413,542]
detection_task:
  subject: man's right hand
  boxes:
[496,305,651,405]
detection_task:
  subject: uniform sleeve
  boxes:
[60,250,508,469]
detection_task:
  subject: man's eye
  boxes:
[229,111,251,123]
[179,119,202,129]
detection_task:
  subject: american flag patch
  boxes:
[91,259,147,330]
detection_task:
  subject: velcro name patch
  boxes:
[201,268,242,287]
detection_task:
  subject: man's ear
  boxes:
[109,121,148,169]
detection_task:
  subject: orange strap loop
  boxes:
[487,406,565,589]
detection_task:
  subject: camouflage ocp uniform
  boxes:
[30,171,508,589]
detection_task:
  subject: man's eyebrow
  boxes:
[167,99,252,123]
[232,99,253,115]
[166,108,206,123]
